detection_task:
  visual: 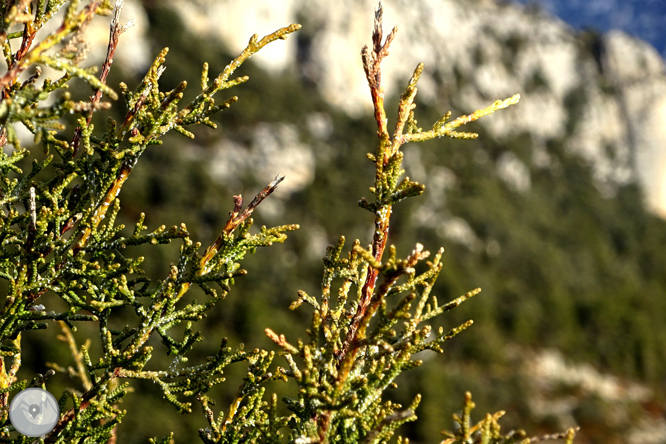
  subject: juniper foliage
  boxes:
[0,1,576,443]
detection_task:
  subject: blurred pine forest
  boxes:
[23,3,666,443]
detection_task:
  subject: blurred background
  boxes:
[28,0,666,442]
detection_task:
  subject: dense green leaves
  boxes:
[0,1,299,442]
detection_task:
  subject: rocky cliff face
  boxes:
[164,0,666,216]
[601,30,666,215]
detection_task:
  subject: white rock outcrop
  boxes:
[153,0,666,215]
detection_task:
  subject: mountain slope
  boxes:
[169,0,666,218]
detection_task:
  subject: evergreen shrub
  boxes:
[0,1,577,442]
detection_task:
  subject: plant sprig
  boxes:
[264,3,572,443]
[0,1,300,441]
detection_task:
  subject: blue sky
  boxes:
[511,0,666,58]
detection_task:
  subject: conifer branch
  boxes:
[0,4,301,440]
[0,0,111,94]
[72,0,134,156]
[175,174,295,301]
[301,3,524,443]
[440,392,579,443]
[0,2,578,442]
[404,93,521,143]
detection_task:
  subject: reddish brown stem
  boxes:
[174,174,285,303]
[337,1,397,366]
[0,0,105,92]
[72,2,128,156]
[319,3,398,442]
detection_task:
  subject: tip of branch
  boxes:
[271,174,285,188]
[373,2,384,52]
[375,1,383,19]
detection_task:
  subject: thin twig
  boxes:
[320,4,398,442]
[173,174,286,302]
[0,0,105,92]
[72,0,133,156]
